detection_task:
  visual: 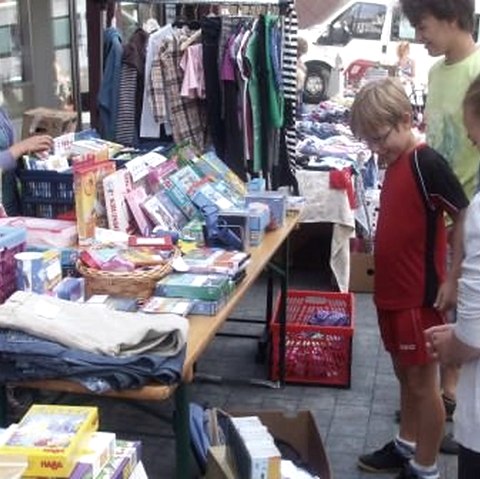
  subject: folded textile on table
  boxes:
[0,291,188,357]
[0,329,185,392]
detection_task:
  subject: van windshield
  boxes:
[318,2,387,45]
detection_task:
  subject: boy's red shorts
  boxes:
[377,307,445,366]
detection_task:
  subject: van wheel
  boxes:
[303,63,331,104]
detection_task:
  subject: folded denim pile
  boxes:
[0,291,188,393]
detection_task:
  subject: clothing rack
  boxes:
[87,0,290,125]
[89,0,297,190]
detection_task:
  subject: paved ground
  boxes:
[25,264,457,479]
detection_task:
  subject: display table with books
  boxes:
[0,213,300,479]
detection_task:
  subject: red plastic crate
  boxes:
[270,290,355,387]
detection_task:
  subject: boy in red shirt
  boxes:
[350,78,468,479]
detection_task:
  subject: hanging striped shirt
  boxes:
[281,0,298,170]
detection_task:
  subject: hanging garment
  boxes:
[245,22,263,173]
[140,24,174,139]
[180,43,206,99]
[265,15,284,129]
[115,28,149,146]
[151,33,207,151]
[201,16,224,159]
[236,28,254,163]
[257,15,272,177]
[98,27,123,140]
[281,0,299,169]
[221,33,245,180]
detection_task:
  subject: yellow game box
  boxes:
[0,404,99,478]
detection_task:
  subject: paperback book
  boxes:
[140,296,194,316]
[162,177,199,220]
[183,247,250,275]
[103,169,135,233]
[141,191,187,233]
[168,164,203,196]
[125,186,152,236]
[73,160,116,246]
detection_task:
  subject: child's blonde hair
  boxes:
[350,77,413,139]
[396,41,410,60]
[464,74,480,119]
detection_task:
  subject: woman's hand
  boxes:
[9,134,53,160]
[424,324,456,364]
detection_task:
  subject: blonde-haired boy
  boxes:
[352,78,469,479]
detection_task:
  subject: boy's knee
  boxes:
[401,364,439,397]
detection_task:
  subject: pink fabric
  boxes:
[180,44,205,99]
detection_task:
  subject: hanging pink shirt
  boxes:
[180,43,205,99]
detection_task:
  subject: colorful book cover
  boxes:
[155,190,188,230]
[146,159,179,192]
[191,183,235,211]
[168,165,203,196]
[125,186,152,237]
[182,247,249,275]
[213,179,245,208]
[154,273,232,301]
[95,440,141,479]
[162,177,199,220]
[73,160,116,246]
[103,169,135,233]
[140,296,193,316]
[141,194,179,232]
[0,405,99,478]
[191,151,247,197]
[182,247,225,266]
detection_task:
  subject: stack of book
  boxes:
[154,272,235,316]
[0,404,144,479]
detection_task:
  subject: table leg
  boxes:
[174,383,190,479]
[0,385,6,426]
[279,235,290,386]
[267,235,290,385]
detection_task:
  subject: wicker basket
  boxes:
[77,249,180,299]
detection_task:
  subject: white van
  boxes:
[300,0,480,103]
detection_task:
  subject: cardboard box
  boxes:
[22,107,77,139]
[205,410,331,479]
[349,252,375,293]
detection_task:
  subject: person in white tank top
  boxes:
[425,74,480,479]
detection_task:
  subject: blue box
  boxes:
[245,192,287,230]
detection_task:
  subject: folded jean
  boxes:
[0,291,188,357]
[0,329,185,393]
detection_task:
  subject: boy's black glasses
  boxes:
[364,125,395,147]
